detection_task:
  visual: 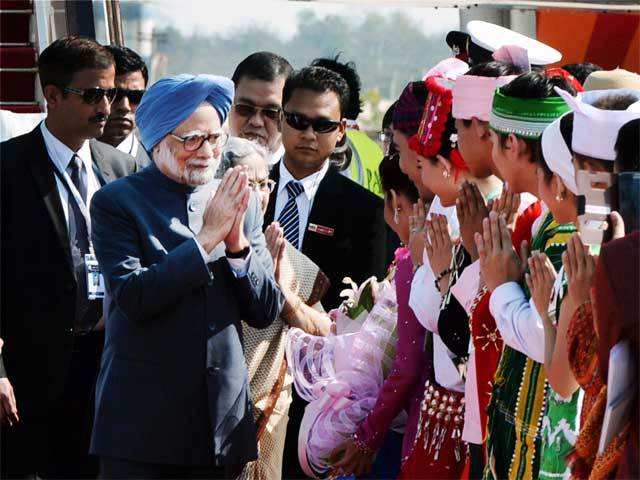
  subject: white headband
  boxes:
[555,87,640,161]
[541,114,578,194]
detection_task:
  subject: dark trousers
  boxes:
[469,442,485,480]
[281,388,307,478]
[99,457,227,479]
[1,331,103,479]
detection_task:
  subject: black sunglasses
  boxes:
[62,86,117,105]
[283,111,342,134]
[233,103,281,121]
[114,88,146,105]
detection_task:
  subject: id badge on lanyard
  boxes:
[53,161,106,300]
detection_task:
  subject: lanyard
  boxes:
[51,158,95,252]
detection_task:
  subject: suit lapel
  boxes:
[302,166,341,256]
[26,128,74,275]
[263,162,280,228]
[90,140,116,184]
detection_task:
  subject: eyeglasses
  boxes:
[233,103,281,122]
[283,111,342,134]
[62,86,117,105]
[248,178,276,193]
[114,88,146,105]
[169,131,229,151]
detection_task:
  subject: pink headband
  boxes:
[452,74,516,122]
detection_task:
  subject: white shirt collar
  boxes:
[40,120,92,173]
[278,159,330,202]
[116,131,138,157]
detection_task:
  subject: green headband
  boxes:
[489,89,571,139]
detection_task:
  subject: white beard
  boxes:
[155,140,219,187]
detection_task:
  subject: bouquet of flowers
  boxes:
[286,275,404,478]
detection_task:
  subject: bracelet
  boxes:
[434,266,454,291]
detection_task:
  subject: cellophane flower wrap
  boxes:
[286,275,405,478]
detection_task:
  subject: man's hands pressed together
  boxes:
[196,166,252,254]
[476,211,529,292]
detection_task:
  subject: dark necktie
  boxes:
[67,154,99,332]
[67,154,89,256]
[277,180,304,250]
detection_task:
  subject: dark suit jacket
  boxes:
[89,163,283,467]
[133,141,151,170]
[0,126,136,420]
[264,162,387,308]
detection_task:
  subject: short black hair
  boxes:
[104,45,148,86]
[379,153,419,204]
[282,66,350,117]
[466,60,525,78]
[311,54,362,120]
[382,101,396,130]
[496,71,576,163]
[231,51,292,86]
[615,118,639,173]
[38,35,114,89]
[500,70,577,100]
[561,62,602,85]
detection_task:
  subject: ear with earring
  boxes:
[442,170,450,179]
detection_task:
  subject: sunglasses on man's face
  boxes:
[62,86,117,105]
[233,103,281,122]
[283,111,342,134]
[114,88,146,105]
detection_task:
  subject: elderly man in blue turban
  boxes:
[88,74,283,478]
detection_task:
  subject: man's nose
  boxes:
[300,124,316,140]
[248,110,265,128]
[196,138,215,158]
[98,94,112,116]
[113,94,131,114]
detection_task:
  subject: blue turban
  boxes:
[136,74,234,151]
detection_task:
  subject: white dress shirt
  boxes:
[116,131,139,158]
[40,121,101,228]
[273,159,331,249]
[488,203,549,364]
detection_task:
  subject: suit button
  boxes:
[208,324,215,332]
[68,327,74,334]
[207,366,219,375]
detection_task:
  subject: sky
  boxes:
[147,0,460,40]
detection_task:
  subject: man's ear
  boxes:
[43,84,62,109]
[336,120,346,143]
[472,118,491,141]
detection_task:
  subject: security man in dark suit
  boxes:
[0,36,136,478]
[263,66,386,478]
[99,44,151,170]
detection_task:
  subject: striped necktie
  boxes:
[277,180,305,249]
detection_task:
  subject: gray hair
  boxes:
[216,136,269,178]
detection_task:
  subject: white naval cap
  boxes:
[467,20,562,66]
